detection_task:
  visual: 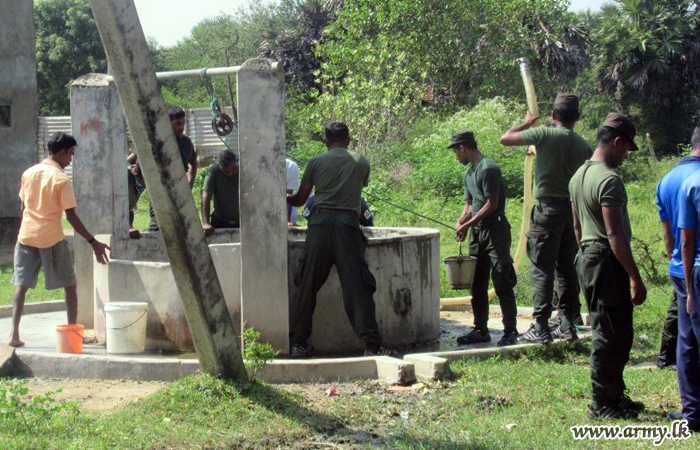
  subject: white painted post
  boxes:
[70,74,129,327]
[237,59,289,353]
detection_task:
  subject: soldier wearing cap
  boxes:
[500,93,593,343]
[450,131,519,346]
[286,122,391,358]
[569,112,646,419]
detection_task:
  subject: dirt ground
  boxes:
[26,378,167,414]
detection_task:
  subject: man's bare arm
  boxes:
[682,228,695,315]
[287,184,313,208]
[456,195,499,234]
[661,220,674,259]
[603,206,646,305]
[571,203,582,247]
[500,111,539,147]
[65,208,110,264]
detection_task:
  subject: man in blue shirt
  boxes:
[674,125,700,432]
[655,131,700,369]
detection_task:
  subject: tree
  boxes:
[35,0,107,115]
[258,0,343,92]
[590,0,700,153]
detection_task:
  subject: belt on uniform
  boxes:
[472,214,505,229]
[314,207,357,215]
[580,239,610,250]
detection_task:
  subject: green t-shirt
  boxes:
[522,126,593,200]
[568,160,631,243]
[203,163,240,224]
[301,147,370,214]
[177,134,197,170]
[463,156,506,224]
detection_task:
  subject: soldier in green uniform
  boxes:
[500,94,592,343]
[450,131,519,347]
[286,122,391,358]
[201,150,240,236]
[148,106,198,231]
[569,113,646,419]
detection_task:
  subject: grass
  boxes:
[0,355,690,449]
[0,149,688,448]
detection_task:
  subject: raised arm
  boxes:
[500,111,540,147]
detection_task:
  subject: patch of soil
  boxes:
[26,378,166,414]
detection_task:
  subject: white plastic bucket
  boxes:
[105,302,149,354]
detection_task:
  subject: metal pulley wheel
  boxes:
[212,113,234,136]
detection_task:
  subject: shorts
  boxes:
[11,240,76,290]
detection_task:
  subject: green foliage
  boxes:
[0,379,77,434]
[318,0,584,107]
[589,0,700,154]
[35,0,107,115]
[242,325,280,382]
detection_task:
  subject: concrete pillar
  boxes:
[237,59,289,353]
[89,0,247,380]
[70,74,129,327]
[0,0,37,245]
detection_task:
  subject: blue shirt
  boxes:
[677,168,700,268]
[656,157,700,277]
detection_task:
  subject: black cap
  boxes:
[553,93,579,114]
[602,112,638,151]
[447,131,477,149]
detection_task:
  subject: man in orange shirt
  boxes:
[9,132,110,347]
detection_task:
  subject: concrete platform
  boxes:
[0,305,590,384]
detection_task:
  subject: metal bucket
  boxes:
[444,241,477,289]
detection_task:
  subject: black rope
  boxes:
[285,153,456,231]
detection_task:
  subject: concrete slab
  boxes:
[375,356,416,386]
[0,300,65,319]
[403,354,451,382]
[1,306,591,384]
[0,343,16,376]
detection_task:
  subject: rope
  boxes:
[284,152,456,231]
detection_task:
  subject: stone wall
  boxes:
[0,0,37,244]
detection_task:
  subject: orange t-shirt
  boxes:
[17,159,77,248]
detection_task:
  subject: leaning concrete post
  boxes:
[237,59,289,353]
[70,75,129,327]
[88,0,247,380]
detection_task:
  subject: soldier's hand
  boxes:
[128,228,141,239]
[455,230,465,242]
[524,111,540,127]
[203,223,215,237]
[688,293,692,315]
[630,276,647,306]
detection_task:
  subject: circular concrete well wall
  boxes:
[95,227,441,354]
[287,227,441,353]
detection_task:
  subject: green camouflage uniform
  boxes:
[522,126,592,332]
[570,160,634,408]
[289,147,382,349]
[463,157,518,332]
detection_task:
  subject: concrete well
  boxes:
[94,227,440,354]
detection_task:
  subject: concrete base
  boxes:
[2,305,591,384]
